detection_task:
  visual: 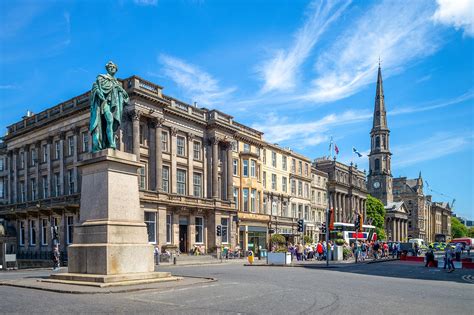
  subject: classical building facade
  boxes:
[314,158,368,226]
[0,76,278,262]
[262,144,313,243]
[367,66,451,242]
[0,75,325,263]
[311,167,328,241]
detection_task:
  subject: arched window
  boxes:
[375,136,380,148]
[375,158,380,171]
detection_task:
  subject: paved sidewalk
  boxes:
[0,275,215,294]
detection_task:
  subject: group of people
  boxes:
[287,241,329,261]
[351,240,398,261]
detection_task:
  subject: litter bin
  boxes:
[259,249,268,259]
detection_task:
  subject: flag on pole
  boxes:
[352,147,363,157]
[334,144,339,155]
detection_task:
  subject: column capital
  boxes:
[47,136,54,144]
[170,127,178,137]
[128,109,141,121]
[73,126,82,135]
[59,131,66,140]
[188,133,196,141]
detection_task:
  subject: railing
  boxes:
[7,91,90,136]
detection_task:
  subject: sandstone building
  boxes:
[0,75,323,265]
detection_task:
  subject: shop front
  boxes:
[237,212,270,256]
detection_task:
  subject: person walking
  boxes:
[455,243,462,262]
[316,241,324,261]
[445,246,455,272]
[373,241,380,260]
[51,245,60,271]
[154,244,161,265]
[391,242,398,259]
[425,246,435,267]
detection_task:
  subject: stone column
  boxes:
[226,143,233,201]
[212,137,219,199]
[206,139,212,198]
[188,133,195,196]
[23,146,29,201]
[59,132,65,196]
[131,110,141,160]
[398,219,402,242]
[34,142,40,199]
[404,220,408,241]
[170,128,178,194]
[12,150,18,203]
[154,118,164,191]
[47,137,53,198]
[336,193,340,222]
[156,207,167,245]
[73,128,80,194]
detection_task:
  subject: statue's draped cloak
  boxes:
[89,74,128,151]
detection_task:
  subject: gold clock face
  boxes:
[373,181,381,189]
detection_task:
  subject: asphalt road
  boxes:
[0,261,473,314]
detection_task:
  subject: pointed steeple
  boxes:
[372,64,387,130]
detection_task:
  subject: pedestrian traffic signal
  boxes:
[321,223,327,233]
[216,225,222,236]
[297,219,304,232]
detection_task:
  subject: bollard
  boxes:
[173,255,177,265]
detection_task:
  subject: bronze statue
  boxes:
[89,61,129,152]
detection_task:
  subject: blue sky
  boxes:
[1,0,473,218]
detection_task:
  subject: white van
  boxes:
[408,238,425,247]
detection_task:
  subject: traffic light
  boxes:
[321,223,327,233]
[297,219,304,232]
[354,214,361,231]
[216,225,222,236]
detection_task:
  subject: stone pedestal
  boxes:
[49,149,174,286]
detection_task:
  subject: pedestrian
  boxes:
[391,242,398,259]
[361,241,367,261]
[425,246,435,267]
[414,242,419,257]
[316,241,323,260]
[466,244,471,257]
[154,244,161,265]
[373,241,380,260]
[445,246,455,272]
[296,243,304,261]
[455,243,462,262]
[51,244,60,271]
[383,242,389,258]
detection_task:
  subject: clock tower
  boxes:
[368,65,393,205]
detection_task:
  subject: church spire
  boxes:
[372,64,387,130]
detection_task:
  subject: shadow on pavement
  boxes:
[301,261,473,284]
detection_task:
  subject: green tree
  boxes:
[366,195,386,240]
[451,217,468,238]
[469,227,474,238]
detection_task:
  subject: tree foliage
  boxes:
[366,195,386,240]
[469,227,474,238]
[451,217,468,238]
[270,233,286,245]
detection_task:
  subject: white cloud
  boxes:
[0,85,17,89]
[134,0,158,6]
[433,0,474,37]
[252,110,371,148]
[158,54,236,107]
[303,0,439,103]
[389,90,474,116]
[257,0,351,93]
[393,132,473,168]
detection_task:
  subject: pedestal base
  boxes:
[47,271,180,288]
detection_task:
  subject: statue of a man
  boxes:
[89,61,129,152]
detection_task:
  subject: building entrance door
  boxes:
[179,225,188,254]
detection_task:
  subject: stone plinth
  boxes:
[51,149,167,286]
